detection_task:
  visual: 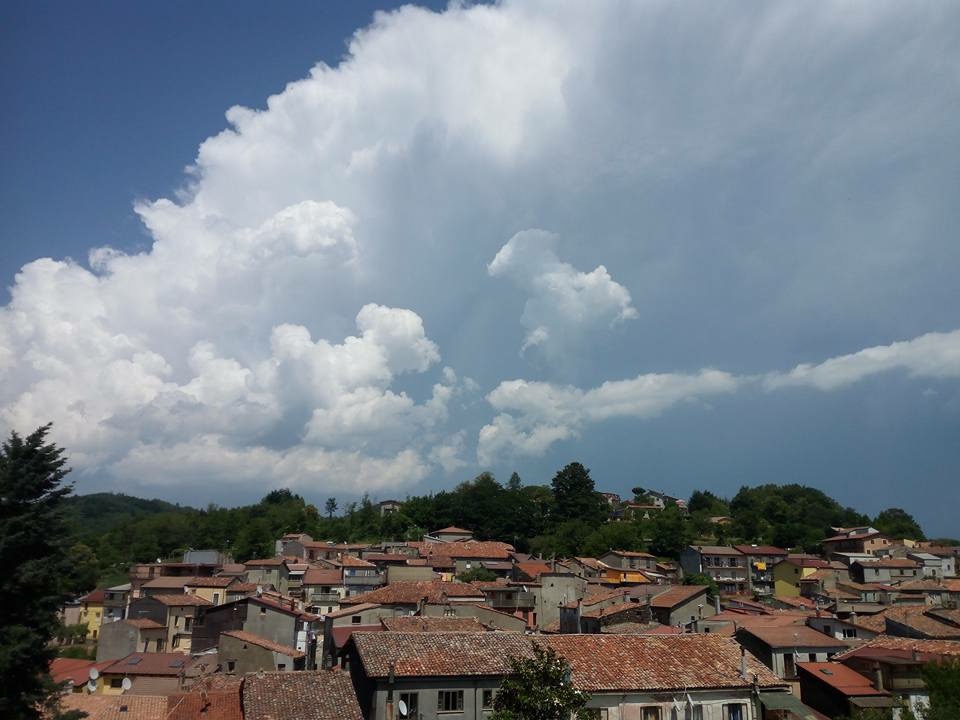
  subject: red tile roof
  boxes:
[883,606,960,639]
[689,545,744,556]
[514,560,551,579]
[647,585,708,608]
[59,694,167,720]
[737,625,851,649]
[245,558,287,567]
[302,568,342,586]
[415,540,514,560]
[49,658,113,686]
[796,662,888,697]
[733,545,788,556]
[330,625,383,650]
[324,602,381,619]
[221,630,304,658]
[607,550,657,558]
[242,670,362,720]
[142,576,198,590]
[123,618,166,630]
[581,601,644,619]
[339,555,377,568]
[834,635,960,661]
[434,526,472,534]
[859,558,919,569]
[185,576,237,588]
[341,580,484,606]
[78,588,107,604]
[102,652,196,676]
[153,593,213,607]
[544,634,785,692]
[166,675,243,720]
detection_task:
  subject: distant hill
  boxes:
[63,492,195,540]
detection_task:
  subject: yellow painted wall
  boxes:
[773,563,816,597]
[80,602,104,640]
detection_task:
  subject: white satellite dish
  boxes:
[88,667,99,680]
[121,677,132,691]
[398,699,409,717]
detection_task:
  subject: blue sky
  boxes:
[2,1,958,536]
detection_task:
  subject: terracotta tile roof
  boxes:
[858,558,919,569]
[514,560,552,579]
[772,595,818,610]
[542,635,785,692]
[228,582,262,593]
[896,578,948,591]
[78,588,107,603]
[49,658,113,686]
[302,568,342,586]
[142,576,198,590]
[835,635,960,661]
[733,545,788,556]
[330,625,383,650]
[59,694,167,720]
[338,556,377,569]
[883,606,960,638]
[434,526,472,534]
[245,558,287,567]
[153,593,213,607]
[823,531,881,543]
[123,618,166,630]
[221,630,304,658]
[362,553,409,563]
[782,556,831,569]
[102,652,196,676]
[796,662,888,697]
[582,601,644,619]
[341,580,484,605]
[647,585,708,608]
[186,576,237,588]
[601,621,683,635]
[324,602,381,619]
[737,625,852,649]
[250,595,320,622]
[380,616,488,632]
[570,588,631,609]
[418,540,514,560]
[573,557,604,570]
[221,563,247,574]
[242,670,362,720]
[167,676,243,720]
[852,611,890,634]
[351,631,533,677]
[926,608,960,626]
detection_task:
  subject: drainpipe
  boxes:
[872,661,884,691]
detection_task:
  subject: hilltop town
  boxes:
[51,467,960,720]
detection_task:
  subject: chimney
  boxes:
[714,595,721,613]
[872,662,884,691]
[740,648,748,680]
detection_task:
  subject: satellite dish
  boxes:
[398,699,409,717]
[121,677,132,691]
[86,680,97,693]
[88,667,100,680]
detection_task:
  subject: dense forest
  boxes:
[63,462,945,590]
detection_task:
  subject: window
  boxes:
[842,627,858,639]
[823,625,832,636]
[110,678,123,689]
[260,607,267,615]
[184,617,192,631]
[351,615,362,624]
[482,689,495,709]
[808,653,817,662]
[784,652,795,677]
[227,661,235,672]
[689,707,704,720]
[641,708,661,720]
[156,638,165,651]
[437,690,464,712]
[277,663,286,671]
[172,636,180,648]
[724,704,746,720]
[399,692,418,718]
[213,593,220,604]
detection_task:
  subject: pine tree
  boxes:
[0,424,79,719]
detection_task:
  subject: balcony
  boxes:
[307,593,342,603]
[488,592,536,609]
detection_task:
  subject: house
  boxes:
[908,552,948,579]
[851,557,920,584]
[242,670,363,720]
[599,549,658,573]
[245,558,290,595]
[733,545,788,597]
[184,576,237,605]
[640,584,715,628]
[78,589,107,640]
[796,662,892,718]
[275,532,314,557]
[734,625,850,681]
[59,694,169,719]
[189,594,320,657]
[341,580,486,612]
[218,630,306,673]
[143,594,212,652]
[882,605,960,639]
[302,567,345,614]
[378,499,402,516]
[342,631,787,720]
[50,657,114,693]
[140,575,197,597]
[821,528,890,556]
[806,614,880,644]
[341,555,384,596]
[96,617,168,660]
[772,556,831,597]
[568,557,606,580]
[428,526,474,542]
[98,652,201,695]
[420,602,527,633]
[165,674,244,720]
[102,583,131,624]
[833,636,960,719]
[680,546,749,596]
[512,559,552,582]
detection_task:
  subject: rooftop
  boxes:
[221,630,304,658]
[796,662,888,697]
[380,616,488,632]
[102,652,196,677]
[689,545,743,556]
[342,580,484,606]
[152,593,213,607]
[59,694,168,720]
[242,670,362,720]
[737,625,851,649]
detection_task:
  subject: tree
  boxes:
[551,463,607,526]
[688,490,729,516]
[324,497,338,519]
[919,658,960,720]
[873,508,925,540]
[456,567,498,583]
[491,643,592,720]
[649,505,692,558]
[683,572,720,599]
[0,424,82,719]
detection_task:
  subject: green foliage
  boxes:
[491,643,592,720]
[688,490,729,515]
[551,463,608,526]
[919,658,960,720]
[578,520,644,558]
[324,497,337,518]
[873,508,925,540]
[649,505,692,557]
[56,645,95,660]
[456,567,498,583]
[0,424,79,719]
[729,484,868,550]
[54,622,88,646]
[683,572,719,598]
